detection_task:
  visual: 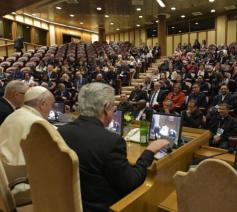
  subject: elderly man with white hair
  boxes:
[58,82,169,212]
[0,86,55,166]
[0,80,28,125]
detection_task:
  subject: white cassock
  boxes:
[0,105,45,166]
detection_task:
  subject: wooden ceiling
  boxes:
[12,0,237,33]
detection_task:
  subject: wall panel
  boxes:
[167,36,173,56]
[115,33,119,41]
[140,29,146,44]
[129,31,134,44]
[227,20,237,45]
[135,29,140,46]
[181,33,189,45]
[119,32,124,41]
[124,32,129,41]
[190,32,197,45]
[198,31,207,44]
[216,15,226,45]
[207,30,216,45]
[173,35,181,50]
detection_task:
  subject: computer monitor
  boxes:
[48,102,65,122]
[149,113,182,147]
[107,110,123,136]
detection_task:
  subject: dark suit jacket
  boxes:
[211,93,236,109]
[188,92,207,108]
[132,108,153,121]
[149,90,166,106]
[181,109,203,128]
[128,89,148,102]
[0,97,14,125]
[58,116,154,212]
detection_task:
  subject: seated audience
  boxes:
[117,93,133,113]
[149,81,166,110]
[133,99,152,121]
[0,86,55,165]
[58,82,169,211]
[0,80,28,125]
[207,103,237,149]
[181,100,203,128]
[128,84,148,104]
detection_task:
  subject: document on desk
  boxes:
[124,128,140,143]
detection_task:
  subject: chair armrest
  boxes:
[9,177,29,190]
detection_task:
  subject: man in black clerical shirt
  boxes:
[207,103,237,149]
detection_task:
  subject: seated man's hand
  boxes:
[213,135,221,144]
[146,139,169,153]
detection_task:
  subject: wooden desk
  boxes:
[110,127,211,212]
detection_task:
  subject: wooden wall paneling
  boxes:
[173,35,181,50]
[198,31,207,44]
[124,31,129,42]
[189,32,197,45]
[181,33,189,45]
[216,15,226,45]
[207,30,216,45]
[167,36,173,56]
[115,33,119,41]
[227,20,237,45]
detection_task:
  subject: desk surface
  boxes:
[110,127,212,212]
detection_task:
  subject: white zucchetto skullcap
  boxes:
[24,86,48,102]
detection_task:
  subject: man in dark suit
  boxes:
[58,83,169,212]
[128,84,148,104]
[132,99,153,121]
[0,80,28,125]
[149,81,166,110]
[207,103,237,149]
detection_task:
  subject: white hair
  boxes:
[4,80,27,96]
[78,82,115,117]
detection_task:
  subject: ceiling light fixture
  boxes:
[70,14,75,17]
[179,30,182,33]
[211,9,216,13]
[156,0,166,8]
[110,22,114,25]
[181,15,186,18]
[156,20,159,23]
[105,14,109,18]
[136,24,140,27]
[116,28,120,31]
[136,8,142,11]
[97,7,102,11]
[80,22,84,25]
[171,7,176,10]
[195,22,199,25]
[209,0,215,2]
[56,6,62,10]
[139,15,143,18]
[171,26,175,29]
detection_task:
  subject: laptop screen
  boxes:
[149,113,182,147]
[107,110,123,136]
[48,102,65,122]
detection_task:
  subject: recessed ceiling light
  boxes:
[179,30,182,33]
[105,14,109,18]
[97,7,102,11]
[153,29,156,32]
[70,14,75,17]
[211,9,216,13]
[156,20,159,23]
[56,6,62,10]
[171,7,176,10]
[181,15,186,18]
[171,26,175,29]
[32,13,36,16]
[80,22,84,25]
[110,22,114,25]
[139,15,143,18]
[209,0,215,2]
[195,22,199,25]
[136,8,142,11]
[116,28,120,31]
[136,24,140,27]
[26,26,30,29]
[156,0,166,8]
